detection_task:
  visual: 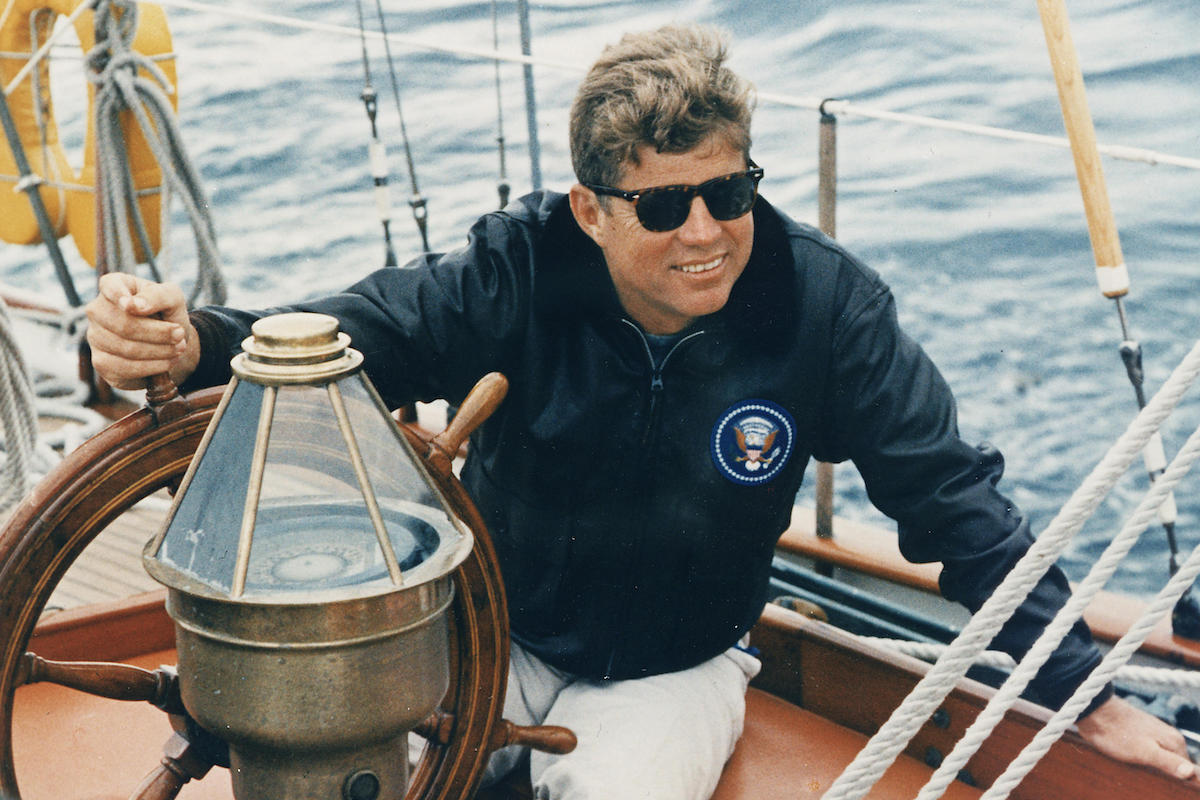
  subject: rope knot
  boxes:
[85,0,140,83]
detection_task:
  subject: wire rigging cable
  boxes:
[489,0,508,209]
[352,0,396,267]
[363,0,428,254]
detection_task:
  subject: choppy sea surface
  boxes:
[3,0,1199,598]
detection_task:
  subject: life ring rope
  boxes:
[0,0,224,306]
[84,0,224,303]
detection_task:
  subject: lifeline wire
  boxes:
[821,337,1200,800]
[144,0,1200,173]
[860,637,1200,694]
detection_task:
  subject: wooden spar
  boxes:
[1037,0,1196,620]
[1035,0,1128,299]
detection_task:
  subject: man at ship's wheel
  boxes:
[85,23,1197,799]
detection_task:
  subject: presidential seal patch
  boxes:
[711,400,796,486]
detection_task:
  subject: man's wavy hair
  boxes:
[569,25,755,189]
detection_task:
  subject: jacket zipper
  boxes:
[602,321,706,678]
[623,320,706,443]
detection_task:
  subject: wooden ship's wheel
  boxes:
[0,375,571,800]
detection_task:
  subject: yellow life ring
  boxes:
[0,0,176,266]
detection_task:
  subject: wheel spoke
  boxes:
[129,731,215,800]
[1,380,515,800]
[17,653,184,713]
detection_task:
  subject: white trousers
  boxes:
[483,640,762,800]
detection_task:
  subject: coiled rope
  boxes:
[0,302,36,511]
[0,300,108,515]
[88,0,224,304]
[822,338,1200,800]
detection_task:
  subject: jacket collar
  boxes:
[532,191,797,343]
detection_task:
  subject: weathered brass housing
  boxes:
[144,313,472,800]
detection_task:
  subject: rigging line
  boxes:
[820,338,1200,800]
[369,0,428,253]
[0,81,80,306]
[152,0,578,71]
[149,0,1200,172]
[353,0,396,267]
[1,0,96,97]
[860,636,1200,693]
[29,8,68,233]
[0,173,161,194]
[490,0,509,208]
[983,522,1200,800]
[914,412,1200,800]
[1035,0,1196,637]
[773,96,1200,171]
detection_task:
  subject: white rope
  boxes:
[0,173,165,194]
[983,533,1200,799]
[861,638,1200,693]
[0,46,175,62]
[916,412,1200,800]
[821,338,1200,800]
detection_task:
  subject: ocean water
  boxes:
[2,0,1199,597]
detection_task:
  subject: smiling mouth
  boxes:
[675,256,723,274]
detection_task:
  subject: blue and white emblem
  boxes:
[711,400,796,486]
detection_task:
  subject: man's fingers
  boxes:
[85,276,198,390]
[1076,695,1200,783]
[96,272,187,320]
[90,350,181,391]
[87,318,186,358]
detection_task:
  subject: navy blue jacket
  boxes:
[189,191,1104,710]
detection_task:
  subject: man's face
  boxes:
[569,136,755,335]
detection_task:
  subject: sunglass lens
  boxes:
[631,172,760,231]
[636,189,692,232]
[703,176,757,221]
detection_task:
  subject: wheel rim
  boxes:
[0,388,509,799]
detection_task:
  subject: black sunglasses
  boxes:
[584,164,764,232]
